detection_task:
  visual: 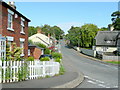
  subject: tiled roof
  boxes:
[95,31,120,46]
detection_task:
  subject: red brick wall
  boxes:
[29,47,42,59]
[0,3,2,34]
[33,48,42,59]
[1,5,29,58]
[29,47,34,57]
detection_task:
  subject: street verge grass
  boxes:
[59,65,65,75]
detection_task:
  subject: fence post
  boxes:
[0,60,2,83]
[43,61,46,77]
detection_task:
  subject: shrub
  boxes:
[27,56,34,61]
[40,57,50,61]
[52,52,62,59]
[35,42,46,49]
[55,58,61,63]
[44,48,51,54]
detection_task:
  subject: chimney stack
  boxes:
[108,24,114,31]
[37,28,42,33]
[8,1,16,9]
[48,33,51,38]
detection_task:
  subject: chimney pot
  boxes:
[8,1,16,9]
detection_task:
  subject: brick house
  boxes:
[0,1,30,58]
[28,43,44,59]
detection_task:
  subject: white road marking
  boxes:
[87,80,96,84]
[95,79,104,84]
[114,85,118,88]
[85,76,104,84]
[98,84,106,87]
[105,86,111,88]
[84,75,115,88]
[85,75,118,88]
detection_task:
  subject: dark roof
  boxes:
[1,1,30,22]
[28,43,36,47]
[28,43,44,49]
[95,31,120,46]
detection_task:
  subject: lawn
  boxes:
[105,61,120,64]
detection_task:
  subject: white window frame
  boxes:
[0,36,6,60]
[20,38,25,56]
[7,41,12,51]
[7,9,14,31]
[20,17,25,34]
[28,49,30,56]
[6,36,14,51]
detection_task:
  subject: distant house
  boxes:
[28,29,53,47]
[95,31,120,53]
[0,1,30,58]
[28,43,44,59]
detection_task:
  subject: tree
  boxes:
[99,27,108,31]
[67,26,81,46]
[28,24,64,40]
[80,24,98,47]
[41,24,51,36]
[66,24,99,48]
[28,26,37,37]
[51,26,64,40]
[111,11,120,30]
[6,43,23,61]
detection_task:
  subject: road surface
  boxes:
[60,40,118,88]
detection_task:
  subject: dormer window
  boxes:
[20,17,25,34]
[106,40,111,43]
[7,9,14,31]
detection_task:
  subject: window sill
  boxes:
[20,54,24,57]
[7,28,14,31]
[20,31,25,34]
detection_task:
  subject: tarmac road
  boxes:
[60,40,118,88]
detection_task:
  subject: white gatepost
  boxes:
[0,60,2,83]
[43,61,46,77]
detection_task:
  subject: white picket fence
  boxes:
[0,60,60,83]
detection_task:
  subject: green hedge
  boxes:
[44,48,51,54]
[52,52,62,59]
[40,57,50,61]
[55,58,61,63]
[27,56,34,61]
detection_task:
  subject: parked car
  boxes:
[39,54,53,59]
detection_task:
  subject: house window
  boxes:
[0,37,6,60]
[20,42,24,56]
[7,9,14,31]
[106,40,111,43]
[6,36,14,51]
[20,18,25,34]
[103,47,108,52]
[20,38,25,56]
[7,41,12,51]
[28,49,30,56]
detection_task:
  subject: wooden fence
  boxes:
[0,60,60,83]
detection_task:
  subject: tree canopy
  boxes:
[28,24,64,40]
[111,11,120,30]
[65,24,100,48]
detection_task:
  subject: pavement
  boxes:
[78,51,119,66]
[2,71,84,88]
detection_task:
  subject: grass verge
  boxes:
[59,65,65,75]
[105,61,120,64]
